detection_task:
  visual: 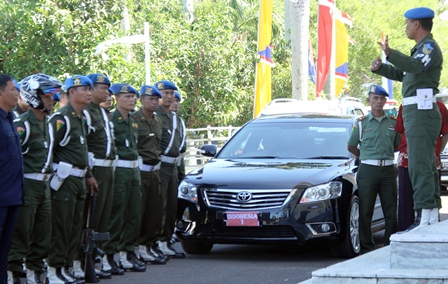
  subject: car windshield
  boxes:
[218,120,352,159]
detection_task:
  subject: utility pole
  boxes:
[289,0,310,101]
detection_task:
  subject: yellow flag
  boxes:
[253,0,274,118]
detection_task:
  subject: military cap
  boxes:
[368,84,388,97]
[87,73,111,86]
[12,79,20,91]
[404,7,434,19]
[174,91,182,102]
[63,75,93,92]
[140,85,162,98]
[155,80,178,91]
[109,83,139,97]
[53,92,60,102]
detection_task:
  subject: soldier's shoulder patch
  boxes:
[16,126,25,137]
[356,115,367,122]
[422,42,433,55]
[56,119,65,131]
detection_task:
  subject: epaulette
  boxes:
[388,115,397,120]
[357,115,367,122]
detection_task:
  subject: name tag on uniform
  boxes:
[149,133,154,137]
[125,139,130,147]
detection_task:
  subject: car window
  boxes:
[218,121,352,159]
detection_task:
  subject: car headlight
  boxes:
[178,180,198,203]
[300,181,342,203]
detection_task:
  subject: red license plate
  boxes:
[226,211,259,227]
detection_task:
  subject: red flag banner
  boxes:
[316,0,334,97]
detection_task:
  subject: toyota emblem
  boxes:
[236,191,252,202]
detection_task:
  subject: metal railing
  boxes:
[184,125,240,172]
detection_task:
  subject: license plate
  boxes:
[226,211,259,227]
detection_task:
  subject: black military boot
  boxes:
[45,267,68,284]
[118,251,146,272]
[138,245,167,264]
[157,241,186,259]
[102,254,124,276]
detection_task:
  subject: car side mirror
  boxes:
[200,144,217,157]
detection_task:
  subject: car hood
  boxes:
[186,158,352,189]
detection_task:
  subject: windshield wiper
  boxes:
[305,156,348,159]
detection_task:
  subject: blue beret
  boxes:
[64,75,93,91]
[404,7,434,20]
[140,85,162,98]
[12,79,20,91]
[174,91,182,101]
[53,92,60,102]
[368,84,388,96]
[87,74,111,86]
[155,80,178,91]
[109,83,139,96]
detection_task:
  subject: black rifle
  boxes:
[81,191,110,283]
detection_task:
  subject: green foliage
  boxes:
[2,0,448,128]
[337,0,448,101]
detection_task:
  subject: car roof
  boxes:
[258,98,368,117]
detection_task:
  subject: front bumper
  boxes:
[176,197,346,245]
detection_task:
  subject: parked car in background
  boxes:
[258,97,368,117]
[176,113,385,258]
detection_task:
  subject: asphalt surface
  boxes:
[15,191,448,284]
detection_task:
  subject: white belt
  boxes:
[140,162,161,172]
[361,159,394,167]
[94,158,116,167]
[161,155,181,164]
[52,163,87,178]
[402,96,436,106]
[116,159,139,169]
[24,173,53,181]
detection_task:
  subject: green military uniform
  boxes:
[176,115,187,184]
[102,109,141,254]
[155,105,181,242]
[133,108,163,247]
[75,101,116,261]
[348,112,400,253]
[373,33,443,210]
[8,109,52,273]
[47,103,90,268]
[12,104,26,118]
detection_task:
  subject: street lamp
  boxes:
[95,22,151,85]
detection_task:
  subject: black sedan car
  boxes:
[176,114,384,258]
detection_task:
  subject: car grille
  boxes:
[203,188,292,210]
[200,225,296,238]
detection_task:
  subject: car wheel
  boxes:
[331,195,360,258]
[180,240,213,255]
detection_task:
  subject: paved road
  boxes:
[100,191,448,284]
[17,192,448,284]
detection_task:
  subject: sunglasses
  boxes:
[43,88,59,95]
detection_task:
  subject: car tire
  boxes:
[331,195,361,258]
[180,240,213,255]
